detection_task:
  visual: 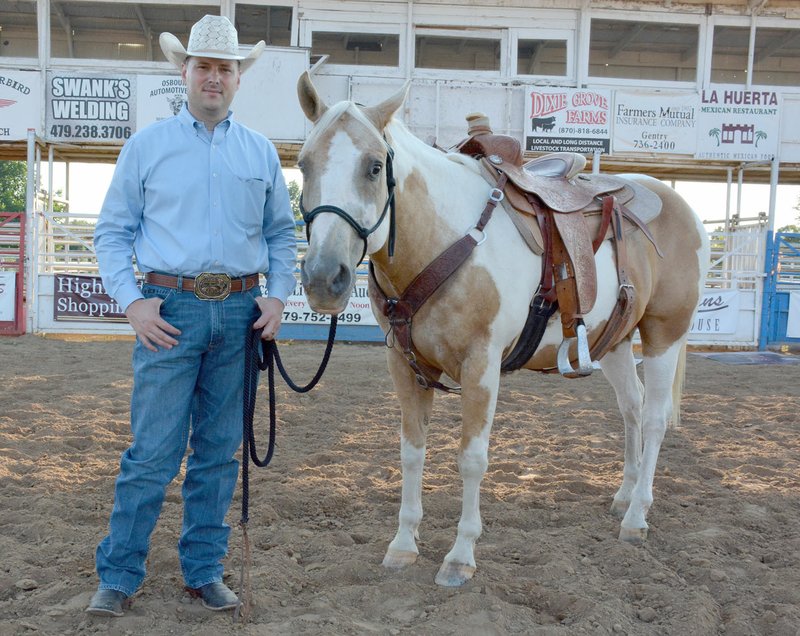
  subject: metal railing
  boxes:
[34,210,100,274]
[705,227,765,291]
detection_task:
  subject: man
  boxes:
[87,15,297,617]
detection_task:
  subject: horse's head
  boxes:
[297,71,409,314]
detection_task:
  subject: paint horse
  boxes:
[296,71,710,587]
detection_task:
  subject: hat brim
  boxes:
[159,32,266,73]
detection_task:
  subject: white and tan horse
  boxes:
[297,72,710,587]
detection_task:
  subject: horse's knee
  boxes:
[458,439,489,476]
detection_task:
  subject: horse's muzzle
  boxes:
[300,259,353,314]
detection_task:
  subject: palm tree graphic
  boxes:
[709,128,721,147]
[754,130,767,148]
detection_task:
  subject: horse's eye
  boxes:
[297,160,305,173]
[369,161,383,178]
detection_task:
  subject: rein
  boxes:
[235,317,337,622]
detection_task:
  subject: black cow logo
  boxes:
[531,116,556,132]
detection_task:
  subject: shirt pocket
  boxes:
[232,174,268,232]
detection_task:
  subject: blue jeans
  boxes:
[96,282,261,596]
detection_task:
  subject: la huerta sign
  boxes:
[695,85,780,161]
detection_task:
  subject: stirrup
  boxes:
[557,322,593,377]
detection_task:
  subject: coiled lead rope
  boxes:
[235,316,338,622]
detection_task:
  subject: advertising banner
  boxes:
[0,272,16,321]
[612,90,698,155]
[53,274,128,322]
[788,291,800,339]
[46,72,136,143]
[524,87,611,154]
[283,281,377,327]
[0,70,41,141]
[136,74,186,128]
[695,85,780,161]
[690,290,740,335]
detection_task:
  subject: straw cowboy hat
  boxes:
[159,15,266,73]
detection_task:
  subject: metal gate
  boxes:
[760,231,800,348]
[0,210,26,335]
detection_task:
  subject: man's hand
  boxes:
[125,297,181,352]
[253,297,285,340]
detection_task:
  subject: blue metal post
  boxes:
[758,230,775,350]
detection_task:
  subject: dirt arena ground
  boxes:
[1,334,799,635]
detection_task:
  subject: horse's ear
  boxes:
[297,71,328,123]
[363,81,410,131]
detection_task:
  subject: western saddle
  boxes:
[455,113,662,377]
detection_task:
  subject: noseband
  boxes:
[300,143,397,262]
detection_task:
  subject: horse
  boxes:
[296,71,710,587]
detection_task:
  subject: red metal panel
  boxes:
[0,210,26,335]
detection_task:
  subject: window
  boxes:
[415,34,500,71]
[311,31,399,67]
[235,4,292,47]
[517,38,567,76]
[589,18,698,82]
[710,25,749,84]
[50,2,217,61]
[752,27,800,87]
[0,0,38,58]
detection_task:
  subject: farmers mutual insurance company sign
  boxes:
[613,90,699,155]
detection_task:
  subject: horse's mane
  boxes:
[383,117,483,177]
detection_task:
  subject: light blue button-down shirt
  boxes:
[94,105,297,311]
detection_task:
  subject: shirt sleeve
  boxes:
[261,143,298,305]
[93,138,145,312]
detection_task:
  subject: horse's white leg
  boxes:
[598,338,644,519]
[617,338,684,544]
[435,358,499,587]
[382,348,435,570]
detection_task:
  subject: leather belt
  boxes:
[144,272,259,301]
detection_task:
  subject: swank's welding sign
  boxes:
[46,72,136,143]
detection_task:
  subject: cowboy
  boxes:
[88,15,297,617]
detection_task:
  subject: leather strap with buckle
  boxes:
[144,272,260,301]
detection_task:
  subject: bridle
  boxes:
[299,142,397,262]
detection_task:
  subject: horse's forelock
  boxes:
[304,101,384,154]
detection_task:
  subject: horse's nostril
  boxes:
[330,264,351,296]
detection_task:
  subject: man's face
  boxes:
[182,56,241,122]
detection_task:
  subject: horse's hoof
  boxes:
[382,549,418,569]
[619,525,648,544]
[610,499,629,519]
[434,561,476,587]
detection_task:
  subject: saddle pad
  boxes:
[595,178,662,225]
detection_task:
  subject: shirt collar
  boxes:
[179,104,233,136]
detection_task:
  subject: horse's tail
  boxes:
[668,339,688,429]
